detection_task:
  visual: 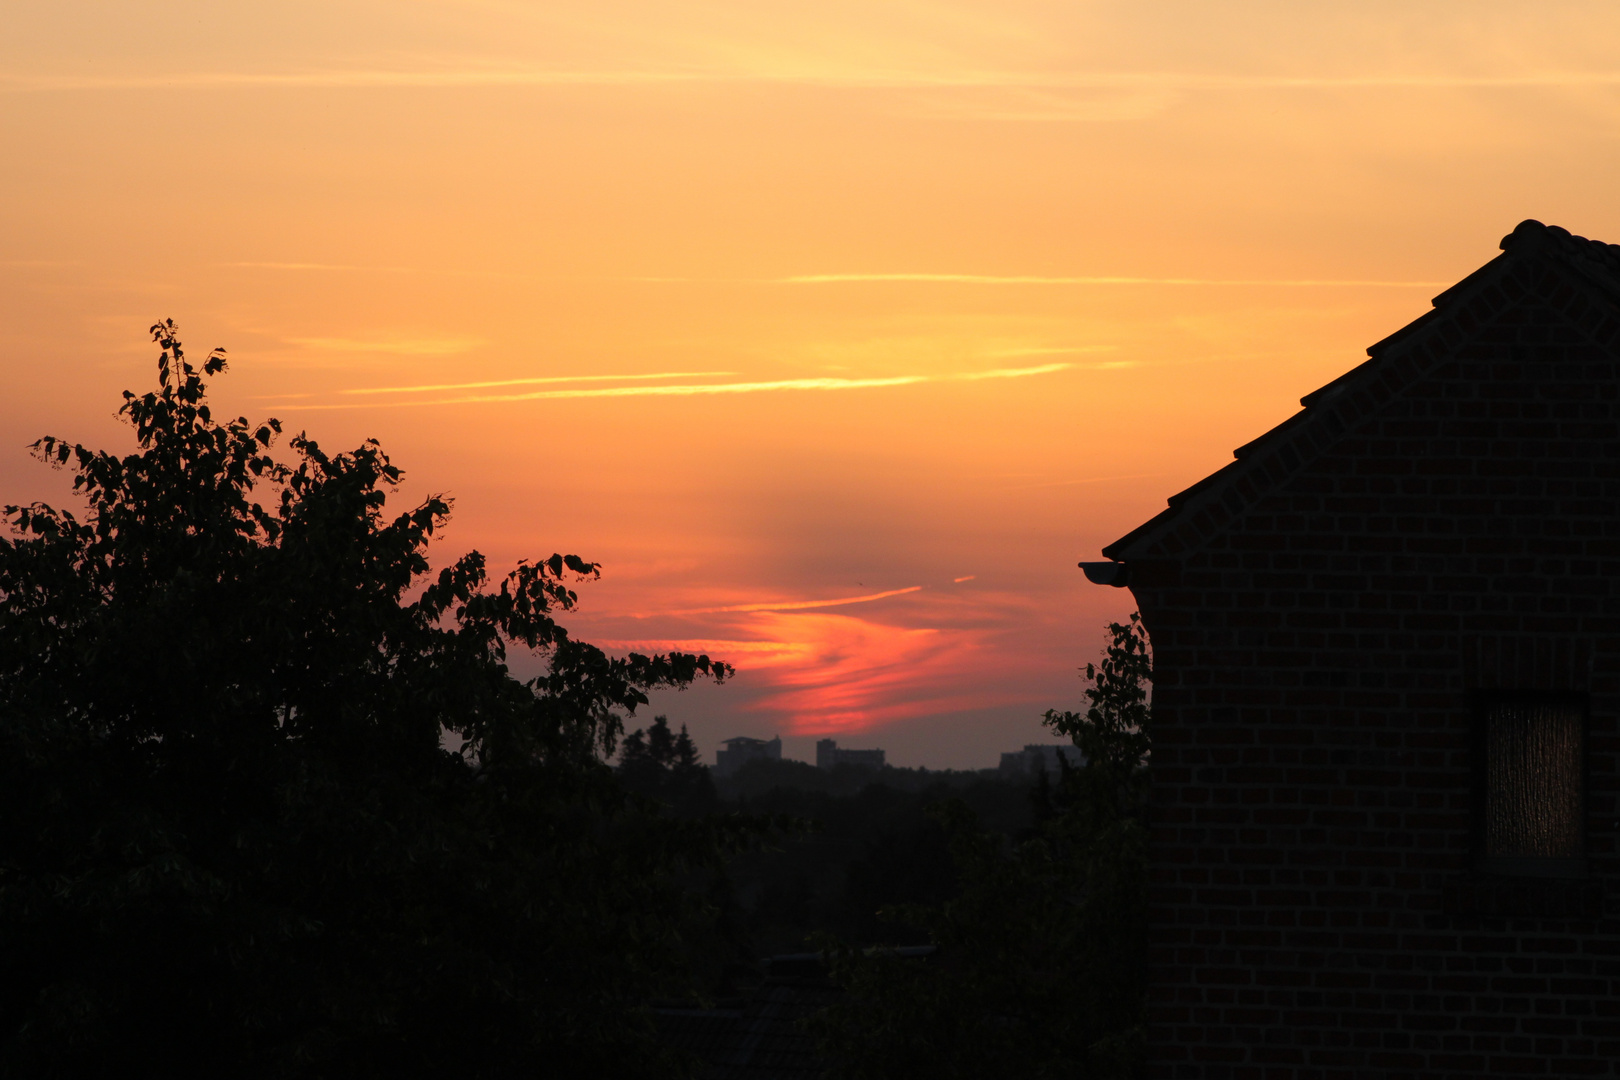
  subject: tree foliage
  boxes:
[0,323,740,1077]
[815,614,1152,1079]
[617,716,718,816]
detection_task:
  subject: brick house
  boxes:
[1082,221,1620,1078]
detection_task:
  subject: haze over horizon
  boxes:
[6,1,1620,768]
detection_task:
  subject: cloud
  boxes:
[262,362,1072,410]
[275,374,925,409]
[985,345,1117,357]
[778,273,1448,287]
[954,363,1069,380]
[592,578,1072,737]
[225,261,403,272]
[286,336,487,355]
[953,575,976,583]
[10,68,1620,94]
[341,371,736,395]
[898,85,1175,123]
[657,586,922,616]
[218,261,1445,289]
[600,610,1012,734]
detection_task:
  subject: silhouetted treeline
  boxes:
[613,721,1040,960]
[721,758,1036,956]
[0,326,755,1079]
[616,620,1152,1080]
[1,323,1146,1080]
[815,617,1151,1080]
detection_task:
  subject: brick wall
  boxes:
[1124,256,1620,1078]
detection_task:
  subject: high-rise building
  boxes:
[998,744,1084,778]
[713,735,781,777]
[814,738,885,771]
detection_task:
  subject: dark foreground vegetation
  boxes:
[814,619,1151,1079]
[0,326,756,1078]
[621,737,1038,960]
[617,627,1152,1079]
[0,325,1149,1079]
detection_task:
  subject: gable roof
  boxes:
[1089,220,1620,575]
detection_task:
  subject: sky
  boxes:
[5,2,1620,768]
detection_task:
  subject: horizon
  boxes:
[7,2,1620,767]
[700,730,1073,772]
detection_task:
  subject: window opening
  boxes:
[1477,694,1585,877]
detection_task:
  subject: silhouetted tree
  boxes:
[617,716,718,816]
[674,724,700,771]
[815,615,1151,1079]
[0,323,746,1078]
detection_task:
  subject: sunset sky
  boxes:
[6,2,1620,767]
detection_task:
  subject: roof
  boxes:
[1091,220,1620,570]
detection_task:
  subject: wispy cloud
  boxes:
[778,273,1449,287]
[955,363,1070,380]
[1,69,720,92]
[727,612,1009,734]
[657,586,923,617]
[986,345,1117,357]
[275,375,924,409]
[953,575,976,583]
[225,261,409,272]
[898,85,1172,123]
[227,262,1451,288]
[263,362,1072,410]
[286,336,487,355]
[340,371,736,395]
[599,611,1002,734]
[10,68,1620,94]
[593,576,1071,736]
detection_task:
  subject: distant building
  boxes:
[998,744,1084,778]
[714,735,781,778]
[815,739,885,771]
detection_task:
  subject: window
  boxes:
[1475,693,1586,878]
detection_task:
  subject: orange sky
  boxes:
[6,2,1620,767]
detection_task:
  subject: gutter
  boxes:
[1078,560,1129,587]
